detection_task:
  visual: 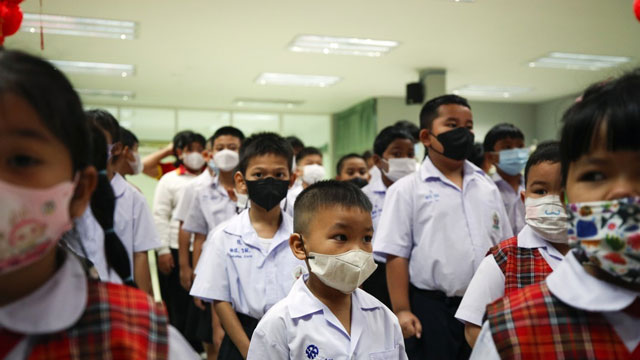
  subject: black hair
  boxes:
[419,94,470,130]
[483,123,525,152]
[296,147,322,165]
[0,50,132,283]
[468,142,485,169]
[237,132,293,175]
[362,150,373,160]
[336,153,366,175]
[524,141,560,186]
[394,120,420,142]
[293,180,372,235]
[120,128,139,149]
[560,69,640,185]
[373,125,414,157]
[285,136,304,151]
[208,126,245,148]
[172,130,206,166]
[86,109,121,144]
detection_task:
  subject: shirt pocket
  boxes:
[368,346,400,360]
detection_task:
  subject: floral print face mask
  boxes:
[567,197,640,285]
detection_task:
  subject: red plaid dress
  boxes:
[486,282,639,360]
[26,280,169,359]
[488,236,553,295]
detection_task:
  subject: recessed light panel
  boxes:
[234,98,303,109]
[288,35,399,57]
[50,60,135,77]
[529,52,631,71]
[255,73,340,87]
[452,85,532,98]
[76,88,134,101]
[21,13,136,39]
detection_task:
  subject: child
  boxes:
[456,141,570,347]
[336,153,370,188]
[247,180,407,359]
[373,95,513,360]
[471,69,640,359]
[116,128,144,177]
[484,123,529,234]
[283,146,325,216]
[142,130,198,179]
[190,132,306,360]
[0,49,197,359]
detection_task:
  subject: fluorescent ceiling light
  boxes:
[255,72,341,87]
[50,60,135,77]
[529,52,631,71]
[452,85,532,98]
[76,88,134,101]
[288,35,399,57]
[233,113,279,122]
[234,98,303,109]
[21,13,136,39]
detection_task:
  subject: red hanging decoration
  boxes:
[2,3,22,36]
[635,0,640,22]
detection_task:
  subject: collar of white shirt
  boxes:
[491,172,524,190]
[517,225,564,260]
[224,209,293,251]
[365,172,387,194]
[420,156,483,183]
[0,253,87,334]
[110,172,128,198]
[547,251,640,312]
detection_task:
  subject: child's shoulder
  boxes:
[353,288,395,317]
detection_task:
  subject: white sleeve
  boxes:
[132,192,161,252]
[152,176,173,255]
[496,191,514,241]
[173,185,195,223]
[190,228,230,302]
[373,179,414,259]
[247,322,289,360]
[455,255,505,326]
[182,191,209,235]
[168,325,200,360]
[393,312,409,360]
[469,321,500,360]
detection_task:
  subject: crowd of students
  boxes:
[1,48,639,360]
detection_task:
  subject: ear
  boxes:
[419,128,431,148]
[111,142,124,157]
[520,190,526,204]
[487,151,499,165]
[234,171,247,193]
[373,154,387,172]
[289,233,307,261]
[69,166,98,219]
[175,148,183,158]
[289,173,297,189]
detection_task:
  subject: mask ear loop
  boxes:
[298,234,315,260]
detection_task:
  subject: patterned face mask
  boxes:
[567,197,640,284]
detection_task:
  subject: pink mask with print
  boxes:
[0,177,76,275]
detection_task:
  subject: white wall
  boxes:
[534,94,577,142]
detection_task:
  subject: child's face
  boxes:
[420,104,473,152]
[180,142,205,158]
[296,205,373,258]
[377,138,415,171]
[489,137,525,164]
[296,154,323,177]
[337,158,369,181]
[205,135,241,162]
[523,161,562,201]
[243,153,291,182]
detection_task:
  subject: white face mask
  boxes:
[183,152,205,170]
[382,158,416,182]
[213,149,239,172]
[524,195,569,243]
[302,164,326,185]
[128,152,143,175]
[307,249,377,294]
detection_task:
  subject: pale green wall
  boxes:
[534,94,578,142]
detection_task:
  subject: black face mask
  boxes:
[348,177,369,188]
[245,177,290,211]
[429,127,475,161]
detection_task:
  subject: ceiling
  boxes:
[9,0,640,113]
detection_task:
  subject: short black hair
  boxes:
[293,180,372,235]
[394,120,420,142]
[483,123,525,152]
[373,126,414,157]
[419,94,470,130]
[172,130,206,166]
[468,142,485,169]
[285,136,304,150]
[86,109,121,143]
[336,153,366,175]
[207,126,245,148]
[560,69,640,185]
[237,132,293,175]
[524,141,560,186]
[120,128,139,149]
[296,147,322,164]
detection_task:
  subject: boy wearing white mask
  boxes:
[456,141,570,347]
[247,180,407,360]
[283,146,325,216]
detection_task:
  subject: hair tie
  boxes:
[104,228,115,234]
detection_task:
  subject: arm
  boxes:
[177,223,193,291]
[152,177,175,274]
[386,255,422,339]
[134,252,152,294]
[192,233,206,267]
[142,143,173,178]
[211,303,225,358]
[468,321,500,360]
[214,300,251,359]
[465,324,482,348]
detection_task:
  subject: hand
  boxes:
[179,265,193,290]
[157,253,175,275]
[213,326,225,354]
[397,310,422,339]
[194,297,206,310]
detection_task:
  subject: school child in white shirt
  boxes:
[115,128,144,178]
[456,141,570,347]
[190,132,306,360]
[373,94,513,360]
[484,123,529,235]
[336,153,370,188]
[471,68,640,360]
[247,180,408,360]
[0,50,198,359]
[283,146,326,217]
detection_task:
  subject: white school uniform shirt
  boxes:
[491,172,525,235]
[247,274,408,360]
[0,252,199,360]
[373,157,513,297]
[454,225,565,326]
[190,209,306,319]
[180,174,236,236]
[111,173,160,274]
[173,170,213,224]
[70,207,111,282]
[369,165,382,186]
[471,251,640,359]
[362,172,387,231]
[283,181,304,217]
[153,167,198,255]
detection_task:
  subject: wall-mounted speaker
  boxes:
[406,82,424,105]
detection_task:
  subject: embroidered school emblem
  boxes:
[305,344,319,359]
[492,212,500,230]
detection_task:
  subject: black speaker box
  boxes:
[406,82,424,105]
